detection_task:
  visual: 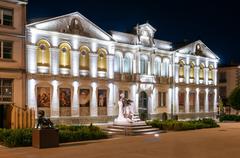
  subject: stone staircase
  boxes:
[105,115,160,136]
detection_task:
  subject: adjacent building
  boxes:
[25,12,219,124]
[218,65,240,114]
[218,65,240,99]
[0,0,27,128]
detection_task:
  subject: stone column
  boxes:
[50,48,59,75]
[148,93,152,115]
[72,81,79,117]
[27,79,37,117]
[195,88,200,113]
[133,57,137,74]
[135,86,139,114]
[175,87,179,113]
[122,58,125,73]
[185,88,190,113]
[175,64,179,83]
[89,53,98,78]
[185,65,190,84]
[151,55,155,75]
[204,67,209,85]
[169,63,172,77]
[107,55,114,79]
[137,54,141,74]
[107,83,114,116]
[113,84,119,115]
[204,88,209,113]
[213,69,218,85]
[27,45,37,73]
[130,84,138,113]
[90,82,98,117]
[148,61,151,75]
[71,50,79,77]
[195,67,199,84]
[214,88,218,112]
[51,80,59,118]
[151,88,158,114]
[167,88,172,113]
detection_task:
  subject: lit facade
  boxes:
[26,12,219,123]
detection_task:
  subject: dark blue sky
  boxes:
[27,0,240,64]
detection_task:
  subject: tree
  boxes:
[228,87,240,114]
[218,97,224,115]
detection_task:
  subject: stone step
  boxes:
[106,121,161,136]
[113,121,147,127]
[132,128,160,133]
[108,125,153,130]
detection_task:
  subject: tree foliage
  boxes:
[228,87,240,111]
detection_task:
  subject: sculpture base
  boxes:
[32,128,59,148]
[114,118,133,125]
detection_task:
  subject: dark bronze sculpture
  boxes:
[36,110,54,129]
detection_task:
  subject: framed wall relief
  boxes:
[178,91,185,112]
[59,88,71,107]
[199,92,205,112]
[59,88,71,116]
[189,92,195,112]
[79,89,90,116]
[37,87,50,108]
[208,92,214,112]
[98,89,107,115]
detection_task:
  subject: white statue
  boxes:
[114,92,135,124]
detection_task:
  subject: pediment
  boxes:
[176,40,219,60]
[27,12,113,41]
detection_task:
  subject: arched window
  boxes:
[155,57,161,76]
[190,62,195,79]
[140,55,148,75]
[79,46,90,70]
[36,39,50,67]
[179,60,185,78]
[114,53,121,73]
[59,43,71,68]
[161,58,169,77]
[97,48,107,71]
[124,54,132,73]
[208,65,213,80]
[199,63,205,80]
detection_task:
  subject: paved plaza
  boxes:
[1,123,240,158]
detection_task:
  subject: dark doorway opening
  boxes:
[0,104,11,128]
[138,91,148,120]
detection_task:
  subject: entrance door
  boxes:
[0,104,11,129]
[138,91,148,120]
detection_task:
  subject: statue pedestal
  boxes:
[32,128,59,148]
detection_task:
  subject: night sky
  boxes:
[27,0,240,65]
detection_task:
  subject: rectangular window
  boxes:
[219,72,227,83]
[0,79,13,102]
[0,8,13,26]
[219,86,227,99]
[0,41,13,59]
[158,92,166,107]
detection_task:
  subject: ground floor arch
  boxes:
[138,91,148,120]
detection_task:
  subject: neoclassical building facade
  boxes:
[26,12,219,123]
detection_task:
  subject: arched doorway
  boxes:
[139,91,148,120]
